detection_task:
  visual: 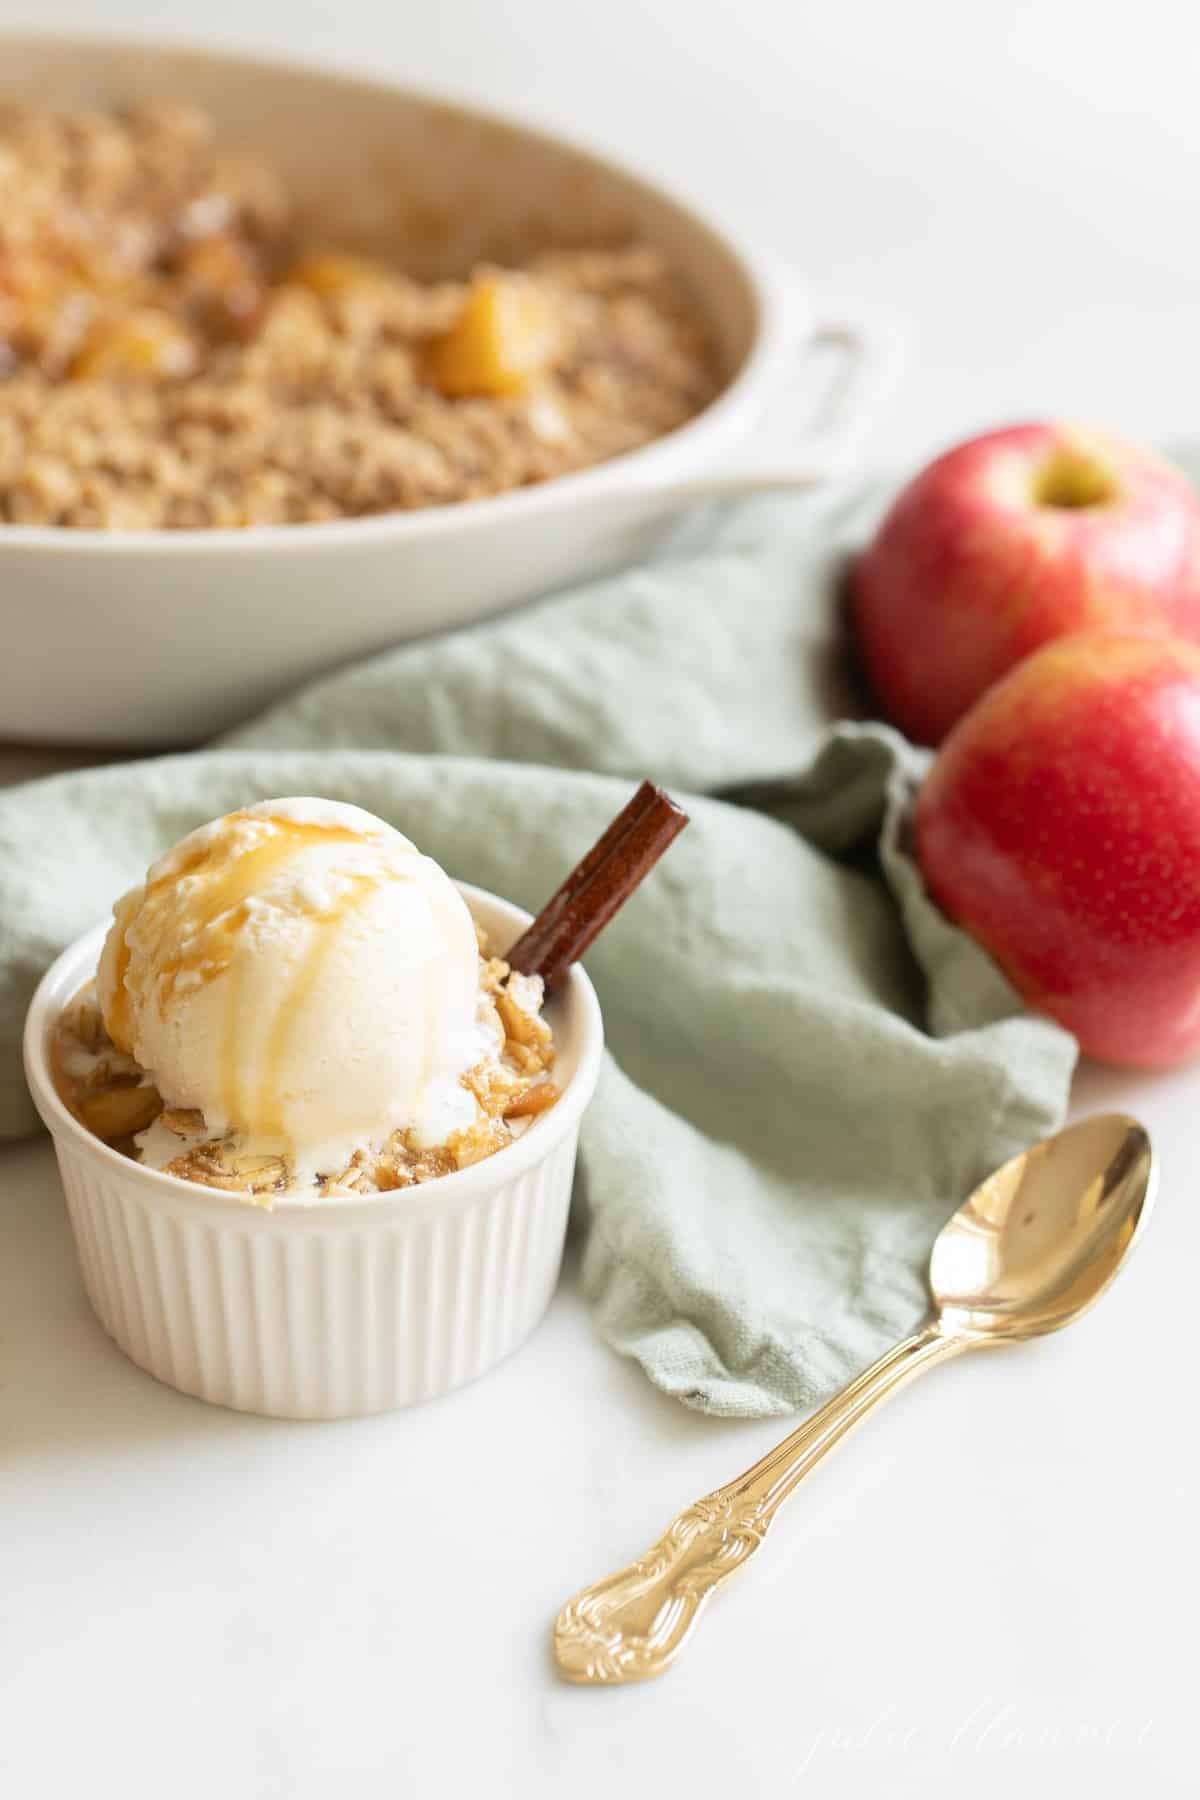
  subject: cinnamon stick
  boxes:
[507,781,689,993]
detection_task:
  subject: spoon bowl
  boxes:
[928,1113,1155,1340]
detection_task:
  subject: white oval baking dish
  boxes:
[0,35,901,746]
[24,885,605,1420]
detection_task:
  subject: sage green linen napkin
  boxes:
[0,484,1076,1417]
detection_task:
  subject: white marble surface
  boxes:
[1,3,1197,1795]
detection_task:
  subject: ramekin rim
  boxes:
[23,881,605,1224]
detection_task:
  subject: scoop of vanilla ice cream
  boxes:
[96,798,483,1181]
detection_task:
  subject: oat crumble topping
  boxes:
[54,934,559,1202]
[0,100,720,528]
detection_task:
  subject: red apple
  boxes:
[851,422,1200,745]
[914,633,1200,1066]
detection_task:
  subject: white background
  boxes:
[1,3,1198,1796]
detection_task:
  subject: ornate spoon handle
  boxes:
[553,1321,968,1684]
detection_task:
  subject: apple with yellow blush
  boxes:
[851,422,1200,745]
[914,633,1200,1066]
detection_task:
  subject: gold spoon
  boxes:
[554,1113,1155,1685]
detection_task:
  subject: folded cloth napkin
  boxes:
[0,482,1076,1417]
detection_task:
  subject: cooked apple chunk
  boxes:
[70,310,197,381]
[425,273,561,398]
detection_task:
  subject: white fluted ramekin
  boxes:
[23,884,604,1420]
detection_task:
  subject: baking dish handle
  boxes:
[654,301,906,505]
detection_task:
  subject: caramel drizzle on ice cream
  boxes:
[103,810,409,1149]
[250,870,380,1141]
[148,814,371,1008]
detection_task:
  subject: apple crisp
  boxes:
[53,937,558,1202]
[0,100,719,528]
